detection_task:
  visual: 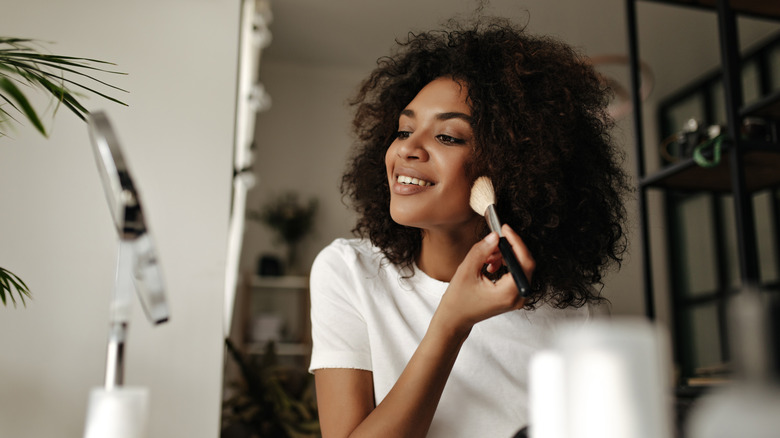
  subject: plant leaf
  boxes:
[0,267,31,307]
[0,55,128,93]
[0,76,46,135]
[0,277,8,305]
[0,37,128,137]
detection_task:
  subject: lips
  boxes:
[390,167,436,195]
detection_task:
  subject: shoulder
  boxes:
[317,237,379,258]
[311,238,387,281]
[313,238,381,267]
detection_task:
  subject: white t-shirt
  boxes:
[309,238,598,438]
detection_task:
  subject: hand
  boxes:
[435,225,535,334]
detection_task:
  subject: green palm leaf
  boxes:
[0,76,47,134]
[0,267,31,307]
[0,36,128,137]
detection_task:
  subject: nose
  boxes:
[395,132,429,161]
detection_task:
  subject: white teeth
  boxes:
[397,175,432,186]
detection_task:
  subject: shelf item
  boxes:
[241,274,312,363]
[250,276,310,339]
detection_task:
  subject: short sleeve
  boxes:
[308,240,373,373]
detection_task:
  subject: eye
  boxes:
[437,134,465,145]
[396,131,411,140]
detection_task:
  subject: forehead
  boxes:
[405,77,471,114]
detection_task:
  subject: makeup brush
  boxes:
[470,176,530,297]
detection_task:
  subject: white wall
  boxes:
[239,60,365,276]
[0,1,239,437]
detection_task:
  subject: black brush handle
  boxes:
[498,237,530,297]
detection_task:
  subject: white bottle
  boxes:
[686,288,780,438]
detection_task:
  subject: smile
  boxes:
[397,175,434,187]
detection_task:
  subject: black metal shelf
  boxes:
[741,89,780,119]
[677,280,780,307]
[627,0,779,384]
[640,0,780,20]
[641,143,780,192]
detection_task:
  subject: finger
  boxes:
[501,224,536,281]
[486,261,500,273]
[493,274,528,308]
[483,248,504,272]
[461,232,499,273]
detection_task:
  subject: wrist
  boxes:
[429,309,473,344]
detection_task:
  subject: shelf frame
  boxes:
[626,0,657,319]
[716,0,762,285]
[251,275,309,290]
[639,0,780,20]
[626,0,780,381]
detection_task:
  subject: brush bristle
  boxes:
[469,176,496,216]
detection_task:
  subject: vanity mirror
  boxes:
[83,112,169,438]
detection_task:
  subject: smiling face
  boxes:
[385,77,480,234]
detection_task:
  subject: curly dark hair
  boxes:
[341,18,631,308]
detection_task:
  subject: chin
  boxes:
[389,207,423,229]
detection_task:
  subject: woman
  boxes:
[309,18,630,438]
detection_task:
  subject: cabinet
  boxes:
[625,0,780,382]
[232,273,312,365]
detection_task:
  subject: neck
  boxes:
[416,219,483,282]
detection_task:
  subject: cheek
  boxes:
[384,143,396,174]
[452,164,478,213]
[454,182,477,214]
[448,156,475,194]
[436,168,475,214]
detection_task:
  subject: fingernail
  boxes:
[485,232,498,244]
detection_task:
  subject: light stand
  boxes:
[82,112,169,438]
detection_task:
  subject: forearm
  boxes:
[346,313,471,438]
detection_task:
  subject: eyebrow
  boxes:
[400,109,473,123]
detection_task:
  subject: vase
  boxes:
[285,242,300,275]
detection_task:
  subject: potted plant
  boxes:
[0,36,127,306]
[221,339,320,438]
[249,192,317,275]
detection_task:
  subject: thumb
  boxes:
[462,232,499,268]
